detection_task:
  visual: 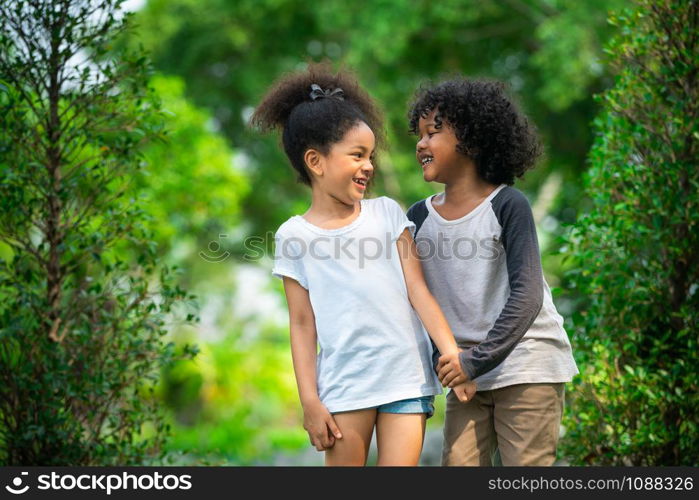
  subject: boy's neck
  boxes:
[441,164,499,205]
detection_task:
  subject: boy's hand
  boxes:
[452,380,477,403]
[437,351,467,387]
[302,399,343,451]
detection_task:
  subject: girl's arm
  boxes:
[395,228,470,390]
[282,276,343,450]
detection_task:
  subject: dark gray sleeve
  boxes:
[406,199,440,371]
[406,199,429,238]
[459,187,544,380]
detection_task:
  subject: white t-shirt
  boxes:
[272,196,442,413]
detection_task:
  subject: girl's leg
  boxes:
[375,412,426,466]
[324,409,376,466]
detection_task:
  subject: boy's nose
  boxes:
[416,137,427,152]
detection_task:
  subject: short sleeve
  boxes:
[382,196,416,240]
[271,229,308,289]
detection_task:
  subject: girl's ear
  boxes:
[304,148,324,178]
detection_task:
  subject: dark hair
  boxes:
[251,62,385,187]
[408,78,543,185]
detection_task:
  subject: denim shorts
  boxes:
[373,395,435,419]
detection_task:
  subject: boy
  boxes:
[406,78,578,466]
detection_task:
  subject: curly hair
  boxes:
[251,62,385,187]
[408,78,543,186]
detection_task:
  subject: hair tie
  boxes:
[309,83,345,101]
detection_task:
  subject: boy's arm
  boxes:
[395,227,468,388]
[442,189,544,384]
[281,276,342,450]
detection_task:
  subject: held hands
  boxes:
[437,350,468,388]
[452,380,477,403]
[302,399,343,451]
[438,349,477,403]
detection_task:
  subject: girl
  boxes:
[406,78,579,466]
[251,63,475,466]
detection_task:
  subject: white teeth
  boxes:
[421,157,433,165]
[353,178,366,186]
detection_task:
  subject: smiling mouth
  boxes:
[352,177,367,188]
[420,156,434,167]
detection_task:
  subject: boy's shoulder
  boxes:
[491,185,530,206]
[406,196,429,219]
[405,196,430,236]
[490,185,533,218]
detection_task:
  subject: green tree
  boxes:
[0,0,196,465]
[561,0,698,465]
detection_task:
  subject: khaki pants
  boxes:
[442,382,564,466]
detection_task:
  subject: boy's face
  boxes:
[415,109,464,184]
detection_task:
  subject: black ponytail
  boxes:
[251,62,384,187]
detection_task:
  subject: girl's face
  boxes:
[311,121,375,204]
[415,109,464,183]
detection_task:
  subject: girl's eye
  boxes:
[353,152,362,158]
[428,131,436,137]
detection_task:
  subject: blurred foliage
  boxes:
[559,0,698,465]
[134,75,250,263]
[159,324,309,465]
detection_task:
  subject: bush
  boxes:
[561,0,698,465]
[0,0,196,465]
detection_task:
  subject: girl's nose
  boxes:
[416,136,427,152]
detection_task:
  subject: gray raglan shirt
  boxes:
[407,184,578,390]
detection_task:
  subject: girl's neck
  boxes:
[304,187,360,225]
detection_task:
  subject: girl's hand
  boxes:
[452,380,477,403]
[437,351,467,387]
[302,399,343,451]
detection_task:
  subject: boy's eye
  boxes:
[353,152,362,158]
